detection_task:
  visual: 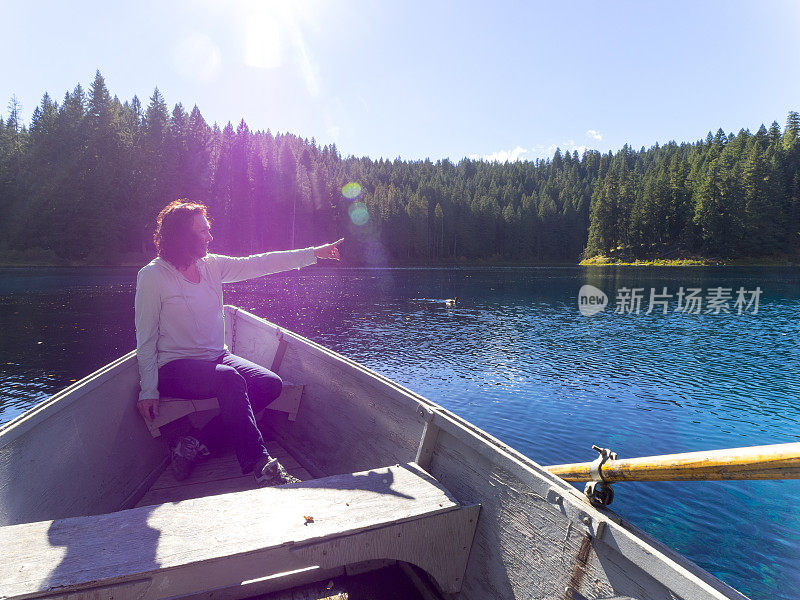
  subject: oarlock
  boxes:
[584,445,617,507]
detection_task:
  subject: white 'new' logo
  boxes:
[578,285,608,316]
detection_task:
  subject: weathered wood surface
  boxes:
[0,463,477,600]
[135,442,312,507]
[226,308,750,600]
[0,352,165,526]
[545,442,800,482]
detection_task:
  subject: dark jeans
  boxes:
[158,351,282,474]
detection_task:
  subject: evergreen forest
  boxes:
[1,71,799,265]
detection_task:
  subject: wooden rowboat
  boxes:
[0,306,750,600]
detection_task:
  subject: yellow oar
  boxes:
[544,442,800,483]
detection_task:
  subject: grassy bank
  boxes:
[580,254,800,267]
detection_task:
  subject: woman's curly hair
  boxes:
[153,200,209,269]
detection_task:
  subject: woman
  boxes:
[135,199,343,486]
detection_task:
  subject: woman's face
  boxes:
[190,214,213,258]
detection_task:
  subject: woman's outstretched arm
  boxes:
[212,239,344,283]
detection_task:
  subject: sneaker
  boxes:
[254,457,302,487]
[171,435,210,481]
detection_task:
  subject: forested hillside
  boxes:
[0,71,798,265]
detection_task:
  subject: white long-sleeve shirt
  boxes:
[134,248,318,401]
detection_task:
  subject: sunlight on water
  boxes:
[2,266,800,599]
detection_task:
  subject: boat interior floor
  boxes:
[136,440,313,507]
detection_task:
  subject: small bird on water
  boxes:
[445,297,458,307]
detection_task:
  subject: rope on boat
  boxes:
[230,306,239,353]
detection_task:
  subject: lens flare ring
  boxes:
[342,182,362,200]
[348,202,369,226]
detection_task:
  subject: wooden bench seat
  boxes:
[145,383,305,437]
[0,462,478,600]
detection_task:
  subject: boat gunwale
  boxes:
[0,349,138,446]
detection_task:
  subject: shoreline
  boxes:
[3,259,800,269]
[2,254,799,269]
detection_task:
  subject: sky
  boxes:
[2,0,799,162]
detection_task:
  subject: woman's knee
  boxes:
[213,365,247,398]
[262,372,283,399]
[248,371,282,412]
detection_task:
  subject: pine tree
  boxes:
[142,87,170,217]
[768,121,782,146]
[784,111,800,151]
[741,145,778,254]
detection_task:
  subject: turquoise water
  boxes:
[1,266,799,599]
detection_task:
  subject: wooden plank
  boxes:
[149,464,244,492]
[143,399,196,437]
[28,579,153,600]
[0,463,472,600]
[291,503,480,596]
[148,386,304,438]
[261,384,303,422]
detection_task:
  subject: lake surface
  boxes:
[2,265,799,599]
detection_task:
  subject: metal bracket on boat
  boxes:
[271,330,289,373]
[584,445,617,507]
[415,405,440,471]
[417,404,435,422]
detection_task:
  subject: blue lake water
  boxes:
[1,265,799,599]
